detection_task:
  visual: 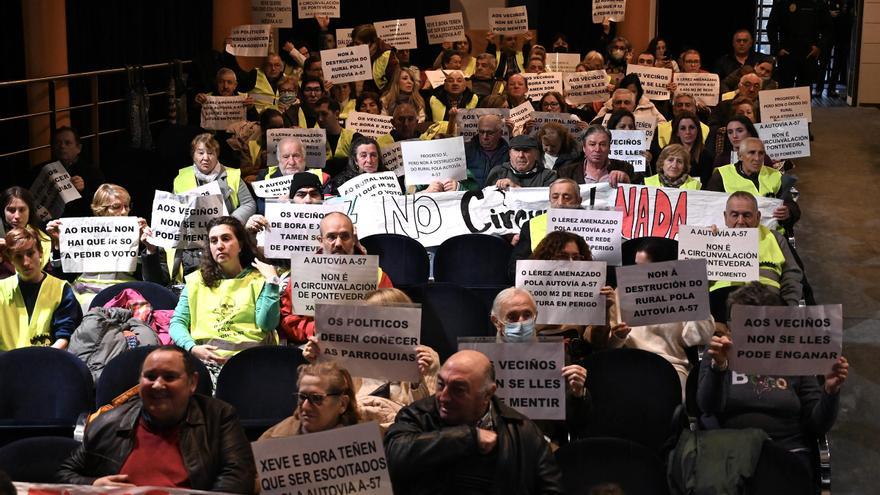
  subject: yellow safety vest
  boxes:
[173,167,242,209]
[186,268,268,355]
[251,69,279,114]
[656,121,711,148]
[373,51,393,91]
[0,274,66,350]
[721,90,736,102]
[462,57,477,78]
[327,128,356,162]
[339,99,356,121]
[716,164,781,197]
[429,94,479,123]
[644,175,702,190]
[529,213,549,251]
[711,225,786,291]
[495,51,525,74]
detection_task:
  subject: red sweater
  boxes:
[119,417,190,487]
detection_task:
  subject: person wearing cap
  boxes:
[246,165,326,234]
[485,135,557,190]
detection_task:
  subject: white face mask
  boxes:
[611,49,625,61]
[503,318,536,342]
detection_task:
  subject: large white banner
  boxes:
[59,217,139,273]
[226,24,272,57]
[289,254,379,316]
[30,161,81,220]
[200,96,247,131]
[516,260,607,325]
[321,45,372,84]
[626,64,673,100]
[424,13,466,44]
[678,225,759,282]
[546,208,623,266]
[616,259,711,326]
[252,0,293,27]
[263,202,347,258]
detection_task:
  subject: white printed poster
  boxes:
[424,13,466,45]
[147,191,225,250]
[59,217,139,273]
[626,64,673,100]
[546,208,623,265]
[522,72,563,102]
[564,70,610,105]
[226,24,272,57]
[374,18,418,50]
[345,112,394,139]
[29,161,81,220]
[200,96,247,131]
[380,142,406,177]
[593,0,626,23]
[516,260,607,325]
[263,202,346,258]
[297,0,340,18]
[401,137,467,186]
[456,108,510,142]
[289,253,379,316]
[678,225,759,282]
[339,172,402,198]
[759,87,812,123]
[615,259,711,326]
[545,53,582,73]
[252,0,293,27]
[673,72,720,107]
[251,175,295,199]
[336,28,353,48]
[610,130,647,173]
[756,119,811,161]
[321,45,372,84]
[266,128,327,169]
[488,6,529,35]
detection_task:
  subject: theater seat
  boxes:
[89,281,179,310]
[434,234,513,286]
[555,437,669,495]
[0,436,80,482]
[360,234,430,287]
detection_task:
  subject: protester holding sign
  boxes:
[698,283,848,483]
[558,125,634,186]
[644,144,702,190]
[429,71,479,122]
[51,126,106,218]
[486,31,532,80]
[0,228,81,351]
[381,68,427,123]
[0,187,52,279]
[326,136,401,196]
[194,68,256,123]
[350,24,399,93]
[486,135,557,190]
[536,122,582,171]
[223,52,285,115]
[169,217,281,385]
[314,98,358,175]
[384,349,565,494]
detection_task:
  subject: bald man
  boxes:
[385,350,564,494]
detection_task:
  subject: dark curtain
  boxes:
[0,1,29,188]
[657,1,757,70]
[531,0,619,55]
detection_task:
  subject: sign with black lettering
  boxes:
[266,128,327,169]
[456,108,510,143]
[289,254,379,316]
[200,96,247,130]
[29,161,81,220]
[264,203,347,257]
[530,112,585,138]
[380,142,405,177]
[516,260,606,325]
[297,0,340,18]
[402,136,467,186]
[424,12,466,45]
[616,259,711,326]
[758,86,812,123]
[564,70,610,105]
[678,225,759,281]
[335,28,352,48]
[339,172,402,198]
[252,175,295,199]
[315,303,421,382]
[488,6,529,35]
[226,24,272,57]
[522,72,563,101]
[610,129,647,172]
[592,0,626,23]
[756,118,811,161]
[252,422,392,495]
[252,0,293,27]
[374,18,417,50]
[321,45,372,84]
[345,111,394,139]
[147,187,226,250]
[545,53,582,73]
[729,304,842,376]
[625,64,673,100]
[673,72,720,107]
[546,208,623,265]
[59,217,139,273]
[458,338,565,420]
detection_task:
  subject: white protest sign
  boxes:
[530,112,585,138]
[183,182,229,216]
[610,129,647,173]
[321,45,372,84]
[593,0,626,22]
[339,172,402,198]
[458,339,565,420]
[402,136,467,186]
[635,114,658,147]
[759,87,812,123]
[345,111,394,139]
[673,72,720,107]
[424,13,466,45]
[457,108,510,142]
[564,70,610,105]
[289,254,379,316]
[522,72,563,101]
[147,190,225,249]
[315,303,421,382]
[59,217,139,273]
[423,70,448,89]
[508,101,534,130]
[545,53,582,73]
[616,259,711,326]
[297,0,340,18]
[200,96,247,130]
[266,128,327,169]
[374,18,418,50]
[335,28,352,48]
[252,422,392,495]
[380,141,406,177]
[547,208,623,265]
[625,64,673,100]
[678,225,759,282]
[264,202,346,257]
[729,304,843,376]
[516,260,607,325]
[488,6,529,35]
[29,161,81,220]
[252,0,293,27]
[756,118,811,161]
[226,24,271,57]
[251,175,294,199]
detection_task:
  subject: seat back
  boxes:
[360,234,430,287]
[89,281,179,310]
[95,346,212,407]
[581,348,682,452]
[749,440,815,494]
[0,347,93,422]
[709,286,738,323]
[0,436,80,482]
[434,234,513,286]
[621,236,679,266]
[555,437,670,495]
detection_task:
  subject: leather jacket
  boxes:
[384,396,564,494]
[57,394,256,494]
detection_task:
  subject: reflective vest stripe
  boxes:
[644,175,702,190]
[716,164,781,197]
[657,121,710,148]
[529,213,549,251]
[711,225,785,291]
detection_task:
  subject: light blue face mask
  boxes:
[504,318,536,342]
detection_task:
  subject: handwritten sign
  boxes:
[547,208,623,265]
[321,45,372,84]
[339,172,402,198]
[564,70,610,105]
[200,96,246,130]
[226,24,271,57]
[266,128,327,169]
[59,217,139,273]
[593,0,626,22]
[610,129,647,173]
[508,101,534,130]
[673,72,720,107]
[626,64,673,100]
[522,72,563,101]
[424,13,466,45]
[616,259,711,326]
[264,202,346,257]
[756,118,811,160]
[516,260,607,325]
[252,0,293,27]
[759,87,812,123]
[402,136,467,186]
[678,225,759,282]
[345,111,394,139]
[289,253,379,316]
[488,6,529,35]
[29,161,81,220]
[374,18,417,50]
[297,0,340,18]
[729,304,842,376]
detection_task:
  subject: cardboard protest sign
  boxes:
[266,128,326,169]
[315,303,421,382]
[374,18,418,50]
[252,422,392,495]
[59,217,139,273]
[564,70,610,105]
[424,13,467,45]
[321,45,372,84]
[147,190,225,249]
[616,259,711,326]
[288,254,379,316]
[547,208,623,265]
[345,111,394,139]
[335,28,352,48]
[488,6,529,35]
[264,203,346,258]
[522,72,563,101]
[297,0,340,18]
[456,108,510,142]
[626,64,673,100]
[610,129,647,173]
[508,101,534,130]
[226,24,271,57]
[380,142,405,177]
[200,96,247,131]
[252,0,293,27]
[339,172,402,198]
[729,304,843,376]
[678,225,759,282]
[635,114,659,146]
[756,118,811,160]
[673,72,720,107]
[593,0,626,22]
[759,87,812,123]
[545,53,582,73]
[458,339,565,420]
[402,136,467,185]
[29,161,81,220]
[251,175,295,199]
[516,260,607,325]
[529,112,585,138]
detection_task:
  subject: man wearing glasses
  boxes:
[464,114,510,189]
[711,73,763,127]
